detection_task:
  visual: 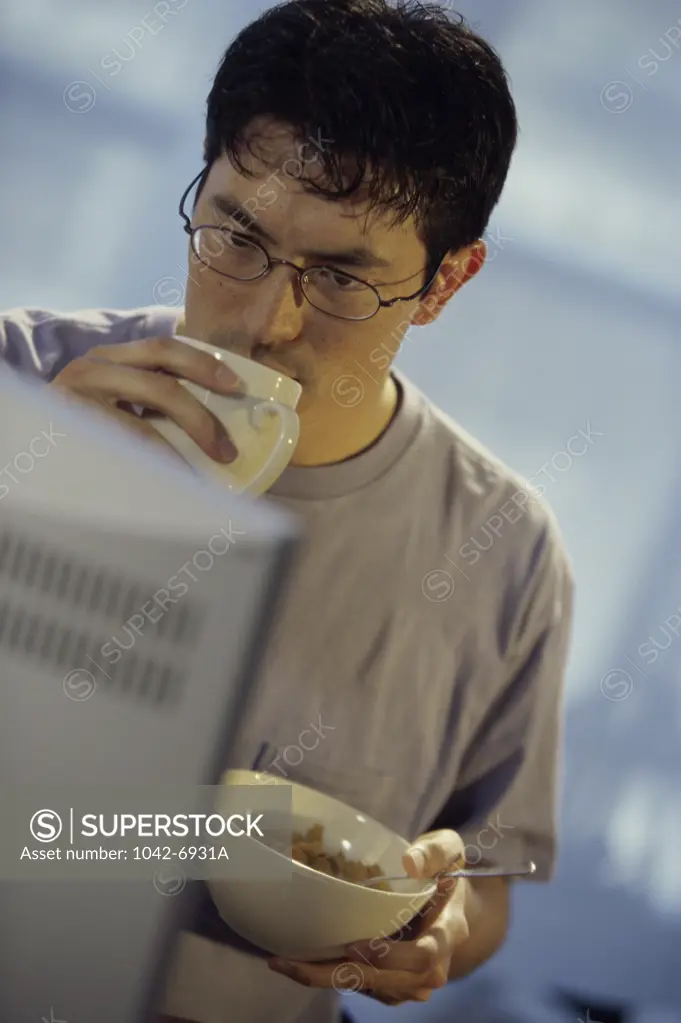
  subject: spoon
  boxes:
[357,861,536,888]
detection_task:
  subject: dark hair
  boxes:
[204,0,518,284]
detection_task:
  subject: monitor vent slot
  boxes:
[0,598,180,704]
[0,530,199,647]
[0,528,207,705]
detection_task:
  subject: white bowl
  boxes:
[207,769,436,961]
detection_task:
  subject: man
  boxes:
[0,1,574,1021]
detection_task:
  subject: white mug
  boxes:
[148,335,301,496]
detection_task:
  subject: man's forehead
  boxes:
[209,154,408,238]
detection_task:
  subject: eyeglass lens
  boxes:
[191,226,380,320]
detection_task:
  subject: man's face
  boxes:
[182,121,439,431]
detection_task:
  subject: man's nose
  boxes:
[243,265,306,347]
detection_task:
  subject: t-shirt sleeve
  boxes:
[1,308,97,381]
[0,306,175,382]
[428,528,574,882]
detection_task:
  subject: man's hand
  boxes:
[51,336,241,464]
[268,829,470,1006]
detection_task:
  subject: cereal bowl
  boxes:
[207,769,436,961]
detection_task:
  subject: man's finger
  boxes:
[86,337,242,393]
[61,363,237,463]
[403,828,465,878]
[370,988,433,1005]
[368,989,432,1006]
[348,893,468,972]
[347,965,433,998]
[268,958,432,998]
[348,929,450,975]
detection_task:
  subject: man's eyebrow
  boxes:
[209,194,393,270]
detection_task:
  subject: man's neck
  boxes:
[291,374,400,467]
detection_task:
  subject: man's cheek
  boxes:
[192,275,240,316]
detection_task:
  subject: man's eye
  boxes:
[223,230,258,250]
[230,233,253,248]
[327,270,364,291]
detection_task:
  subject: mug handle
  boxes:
[240,399,300,494]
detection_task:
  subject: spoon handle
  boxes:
[361,861,536,887]
[440,861,536,879]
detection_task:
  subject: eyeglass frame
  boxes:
[178,168,445,322]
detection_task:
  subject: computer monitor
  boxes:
[0,365,300,1023]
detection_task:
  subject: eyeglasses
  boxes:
[178,170,443,322]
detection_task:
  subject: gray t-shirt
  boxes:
[0,306,574,1023]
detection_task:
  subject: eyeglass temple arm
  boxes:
[179,169,210,231]
[380,255,446,308]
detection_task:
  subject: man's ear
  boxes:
[411,240,487,326]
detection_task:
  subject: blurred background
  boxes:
[1,0,680,1020]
